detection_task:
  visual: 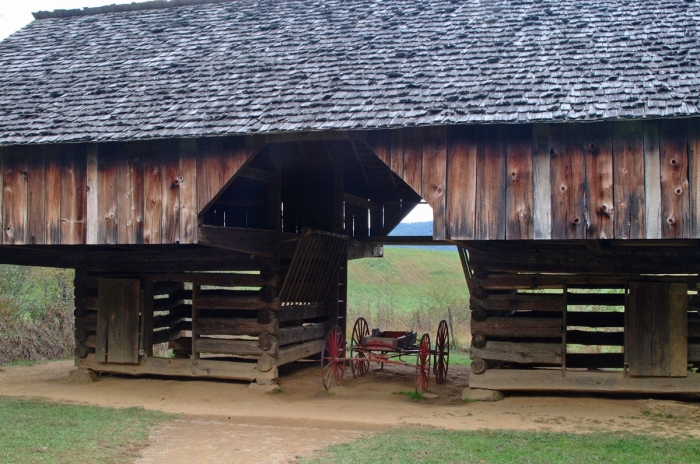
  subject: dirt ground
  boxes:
[1,360,699,463]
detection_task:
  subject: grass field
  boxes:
[347,247,471,346]
[0,397,173,464]
[302,428,700,464]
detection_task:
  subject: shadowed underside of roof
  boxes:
[0,0,699,145]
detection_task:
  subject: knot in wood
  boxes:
[436,187,443,196]
[560,185,567,191]
[667,216,676,225]
[675,187,683,195]
[671,158,678,166]
[572,216,581,225]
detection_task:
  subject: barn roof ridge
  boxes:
[32,0,235,20]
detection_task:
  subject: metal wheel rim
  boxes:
[321,326,346,390]
[350,317,370,378]
[415,333,431,393]
[435,320,449,384]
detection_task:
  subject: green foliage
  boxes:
[302,428,700,464]
[0,266,75,364]
[0,397,173,464]
[392,390,424,401]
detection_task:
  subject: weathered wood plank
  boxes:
[197,226,279,257]
[550,124,586,239]
[196,317,276,336]
[146,272,277,288]
[196,294,278,311]
[60,146,87,245]
[584,122,614,239]
[43,149,61,245]
[402,127,423,196]
[422,126,448,240]
[97,144,119,244]
[179,139,197,244]
[276,339,325,367]
[669,283,688,377]
[77,354,273,382]
[469,369,700,393]
[101,278,141,364]
[143,141,163,244]
[117,145,144,244]
[196,137,224,221]
[2,151,28,245]
[390,129,404,178]
[690,119,700,238]
[470,341,561,364]
[628,282,659,376]
[278,304,327,323]
[470,294,563,312]
[471,317,562,338]
[161,140,180,244]
[195,338,271,357]
[532,124,552,239]
[447,125,477,240]
[659,119,689,238]
[505,124,534,239]
[475,126,506,240]
[613,121,646,239]
[644,121,662,239]
[26,147,45,245]
[689,344,700,363]
[86,145,99,244]
[277,322,329,346]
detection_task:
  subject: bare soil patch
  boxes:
[1,360,699,463]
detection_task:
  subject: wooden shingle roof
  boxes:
[1,0,699,145]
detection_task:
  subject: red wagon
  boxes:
[321,317,450,393]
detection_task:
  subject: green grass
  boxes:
[391,390,424,401]
[0,397,174,464]
[302,428,700,464]
[348,247,467,313]
[447,349,471,366]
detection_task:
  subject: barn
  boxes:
[1,0,700,393]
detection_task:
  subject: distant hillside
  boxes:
[387,221,454,251]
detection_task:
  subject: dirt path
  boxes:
[1,360,699,462]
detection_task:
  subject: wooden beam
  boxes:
[470,294,563,312]
[197,226,279,257]
[343,193,381,211]
[276,339,325,367]
[196,317,276,336]
[470,342,561,364]
[469,370,700,394]
[77,353,276,382]
[471,317,562,338]
[277,322,329,346]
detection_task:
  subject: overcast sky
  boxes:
[0,1,135,39]
[0,2,434,223]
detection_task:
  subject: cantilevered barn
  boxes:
[1,0,700,392]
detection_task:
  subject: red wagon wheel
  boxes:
[434,320,450,384]
[350,317,370,378]
[321,326,346,390]
[415,333,431,393]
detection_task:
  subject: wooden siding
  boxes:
[363,118,700,240]
[0,136,260,245]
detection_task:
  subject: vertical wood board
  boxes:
[161,140,180,244]
[505,125,534,240]
[422,126,447,240]
[402,127,423,196]
[688,119,700,237]
[475,125,506,240]
[550,124,586,239]
[26,147,46,245]
[659,120,689,238]
[2,151,28,245]
[179,139,198,244]
[60,145,87,245]
[584,122,614,239]
[390,129,404,178]
[44,149,62,245]
[97,144,118,244]
[532,124,552,239]
[446,125,477,240]
[644,121,662,239]
[143,142,163,244]
[86,145,99,244]
[613,121,646,239]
